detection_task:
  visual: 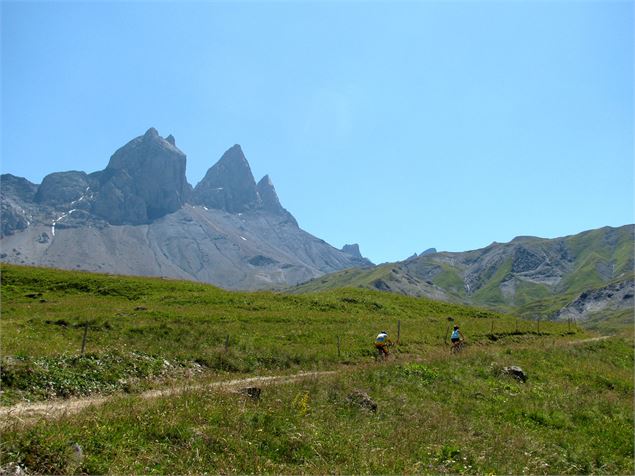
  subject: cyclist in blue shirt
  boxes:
[450,325,465,351]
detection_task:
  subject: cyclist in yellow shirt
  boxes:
[374,331,393,359]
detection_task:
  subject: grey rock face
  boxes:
[341,244,362,259]
[557,279,634,320]
[0,202,29,237]
[1,174,38,202]
[35,171,90,206]
[193,145,260,213]
[0,206,370,289]
[256,175,298,226]
[92,128,188,224]
[257,175,282,213]
[92,169,147,224]
[1,175,37,237]
[511,246,543,273]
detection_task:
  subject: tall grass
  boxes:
[1,264,577,403]
[1,337,631,474]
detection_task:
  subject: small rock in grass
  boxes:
[239,387,262,400]
[0,462,28,475]
[503,366,527,382]
[347,390,377,412]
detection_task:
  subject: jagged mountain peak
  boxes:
[192,145,259,213]
[108,128,184,171]
[257,175,282,212]
[258,174,273,187]
[91,127,189,224]
[1,128,371,289]
[143,127,159,139]
[221,144,246,161]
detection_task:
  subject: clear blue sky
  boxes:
[2,0,633,264]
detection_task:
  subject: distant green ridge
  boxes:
[290,225,634,331]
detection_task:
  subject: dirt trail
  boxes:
[567,335,611,345]
[0,335,612,428]
[0,371,336,428]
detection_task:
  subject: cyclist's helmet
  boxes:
[381,330,387,334]
[453,325,459,329]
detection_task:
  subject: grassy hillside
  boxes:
[1,264,632,474]
[1,263,574,404]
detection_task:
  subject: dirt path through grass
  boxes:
[1,335,610,428]
[0,371,336,428]
[567,335,611,345]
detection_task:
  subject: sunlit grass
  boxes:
[1,337,631,475]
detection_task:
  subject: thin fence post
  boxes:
[568,317,571,332]
[537,318,540,333]
[337,336,341,358]
[81,322,89,356]
[397,320,401,343]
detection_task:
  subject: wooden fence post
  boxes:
[81,322,89,356]
[397,320,401,344]
[337,335,341,358]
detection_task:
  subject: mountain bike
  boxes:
[375,341,396,361]
[450,339,466,354]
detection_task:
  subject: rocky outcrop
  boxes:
[0,203,29,237]
[0,175,38,237]
[193,145,260,213]
[92,128,188,225]
[34,171,91,206]
[341,244,362,259]
[1,175,38,202]
[556,279,634,321]
[511,246,544,273]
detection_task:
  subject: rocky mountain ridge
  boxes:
[1,128,371,288]
[292,225,634,324]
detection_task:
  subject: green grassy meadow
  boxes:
[1,264,633,474]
